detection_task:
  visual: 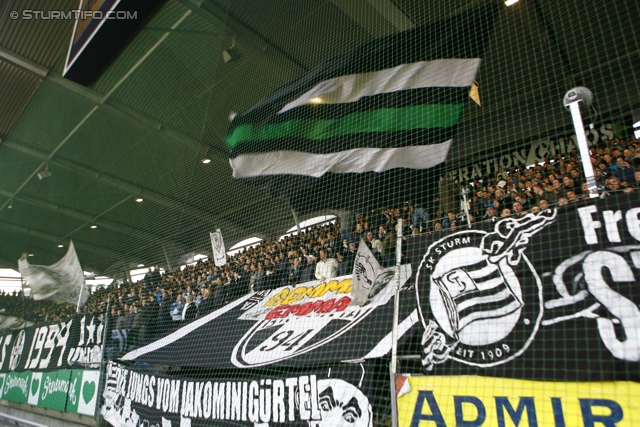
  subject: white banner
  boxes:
[18,241,88,305]
[210,230,226,267]
[351,238,383,306]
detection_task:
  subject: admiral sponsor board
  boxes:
[101,361,376,427]
[0,314,104,373]
[122,265,418,368]
[396,375,640,427]
[408,192,640,381]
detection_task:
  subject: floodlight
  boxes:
[37,164,52,180]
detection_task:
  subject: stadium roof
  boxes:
[0,0,637,277]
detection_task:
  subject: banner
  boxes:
[210,230,227,267]
[0,313,104,374]
[18,241,88,305]
[102,360,382,427]
[350,238,383,306]
[407,192,640,382]
[396,375,640,427]
[66,369,100,416]
[446,119,627,183]
[1,371,31,403]
[0,367,99,415]
[121,265,418,368]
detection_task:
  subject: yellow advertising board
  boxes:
[396,375,640,427]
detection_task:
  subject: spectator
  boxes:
[336,253,351,277]
[315,250,338,282]
[286,256,304,286]
[539,198,550,211]
[382,223,397,267]
[366,231,383,256]
[198,288,215,317]
[513,201,527,216]
[170,295,184,322]
[485,204,497,221]
[157,290,173,334]
[182,295,197,321]
[441,211,457,229]
[300,256,316,283]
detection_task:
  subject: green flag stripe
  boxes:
[226,103,464,149]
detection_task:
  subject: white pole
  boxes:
[390,219,403,427]
[567,100,599,198]
[462,192,472,228]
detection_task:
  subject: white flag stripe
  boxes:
[459,299,521,330]
[230,140,452,178]
[466,263,499,280]
[359,310,420,360]
[455,288,512,313]
[471,276,505,291]
[278,58,481,114]
[121,292,254,360]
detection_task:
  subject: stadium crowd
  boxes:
[1,135,638,351]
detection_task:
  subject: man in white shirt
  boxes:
[315,249,338,282]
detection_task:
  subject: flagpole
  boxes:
[567,101,599,198]
[76,279,85,313]
[390,219,403,427]
[563,87,598,198]
[461,189,472,228]
[95,297,110,426]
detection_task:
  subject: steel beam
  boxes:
[1,139,245,236]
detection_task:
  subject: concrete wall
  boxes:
[0,400,94,427]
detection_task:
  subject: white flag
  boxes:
[210,230,227,267]
[351,238,383,306]
[18,241,88,305]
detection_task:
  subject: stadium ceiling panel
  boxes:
[0,0,637,278]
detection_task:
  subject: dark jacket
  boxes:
[300,263,316,283]
[183,304,197,321]
[198,297,216,316]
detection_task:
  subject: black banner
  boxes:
[0,313,104,373]
[407,192,640,382]
[123,193,639,384]
[120,266,421,369]
[101,360,387,427]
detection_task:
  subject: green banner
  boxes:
[40,370,71,411]
[66,369,100,416]
[3,371,31,403]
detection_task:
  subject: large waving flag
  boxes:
[227,5,498,213]
[18,241,88,305]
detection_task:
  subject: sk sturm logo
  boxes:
[212,233,222,253]
[416,210,556,369]
[8,330,24,371]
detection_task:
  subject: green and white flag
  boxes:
[226,5,498,213]
[18,241,88,305]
